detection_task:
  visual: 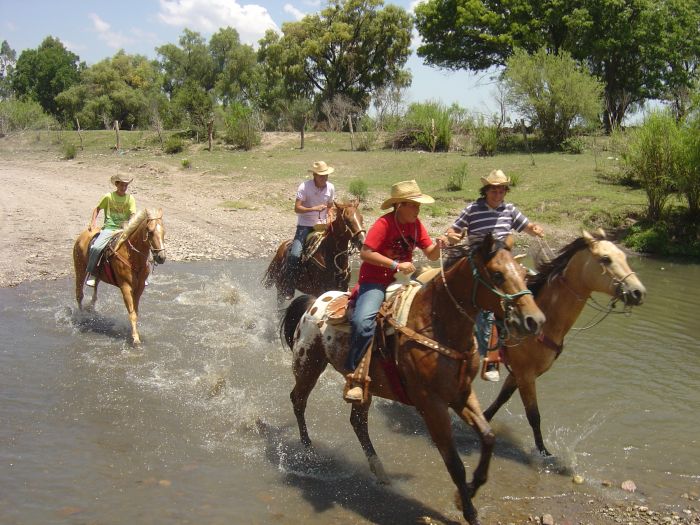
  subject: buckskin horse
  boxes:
[483,230,646,456]
[280,235,545,525]
[73,208,166,345]
[262,200,365,302]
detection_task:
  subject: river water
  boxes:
[1,257,698,524]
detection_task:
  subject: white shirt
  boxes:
[296,179,335,227]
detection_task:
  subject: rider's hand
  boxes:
[397,261,415,275]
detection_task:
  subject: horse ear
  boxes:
[582,230,595,245]
[596,227,606,239]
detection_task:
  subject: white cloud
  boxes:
[89,13,133,49]
[158,0,279,44]
[283,3,305,21]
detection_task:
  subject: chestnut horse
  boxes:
[483,230,646,456]
[73,208,166,345]
[262,201,365,302]
[280,235,546,525]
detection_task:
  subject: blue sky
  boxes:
[0,0,498,115]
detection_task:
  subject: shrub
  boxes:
[349,179,369,202]
[181,158,191,169]
[61,142,77,160]
[355,115,378,151]
[560,136,586,154]
[223,103,262,150]
[164,135,184,154]
[447,164,468,191]
[0,99,56,133]
[394,101,452,151]
[474,123,499,156]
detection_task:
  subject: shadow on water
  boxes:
[375,394,574,477]
[70,306,132,341]
[255,419,461,525]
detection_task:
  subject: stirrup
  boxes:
[343,373,371,403]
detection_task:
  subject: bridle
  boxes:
[438,246,532,329]
[127,214,165,262]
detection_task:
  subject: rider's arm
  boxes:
[422,242,441,261]
[294,198,325,214]
[360,245,414,275]
[88,207,100,231]
[524,222,544,237]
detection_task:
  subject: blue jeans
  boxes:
[284,225,314,291]
[347,283,386,370]
[86,229,117,275]
[475,310,504,357]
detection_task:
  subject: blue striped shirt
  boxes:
[452,198,530,245]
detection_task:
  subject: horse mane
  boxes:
[527,231,604,297]
[442,234,507,270]
[115,208,160,249]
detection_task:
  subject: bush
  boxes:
[181,158,191,169]
[0,99,56,134]
[348,179,369,202]
[447,164,468,191]
[355,115,378,151]
[164,135,184,154]
[474,124,499,156]
[560,136,586,154]
[392,101,452,151]
[223,103,262,150]
[61,142,77,160]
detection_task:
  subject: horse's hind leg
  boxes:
[290,342,328,447]
[350,401,390,484]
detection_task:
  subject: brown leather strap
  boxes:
[383,316,468,361]
[537,333,564,358]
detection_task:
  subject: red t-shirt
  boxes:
[358,212,432,286]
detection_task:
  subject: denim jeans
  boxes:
[285,225,314,290]
[475,310,504,356]
[86,229,117,275]
[347,283,386,370]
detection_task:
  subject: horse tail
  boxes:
[261,258,279,288]
[279,295,316,350]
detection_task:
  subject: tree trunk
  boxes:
[113,120,120,150]
[348,114,354,151]
[76,118,83,150]
[207,119,214,151]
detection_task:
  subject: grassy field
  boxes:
[1,129,650,240]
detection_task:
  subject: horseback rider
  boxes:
[85,174,136,287]
[443,169,544,381]
[282,161,336,300]
[344,180,442,402]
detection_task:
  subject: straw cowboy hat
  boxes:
[309,160,335,176]
[380,179,435,210]
[111,173,134,185]
[480,169,511,187]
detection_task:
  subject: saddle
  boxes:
[88,231,122,285]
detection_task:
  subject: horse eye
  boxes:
[600,256,611,265]
[491,272,505,286]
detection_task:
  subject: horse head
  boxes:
[333,200,365,251]
[144,208,166,264]
[580,229,645,306]
[471,234,546,336]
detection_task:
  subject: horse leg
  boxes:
[454,391,496,496]
[517,379,552,457]
[118,283,140,345]
[290,342,328,448]
[482,372,519,421]
[417,398,481,525]
[349,401,390,484]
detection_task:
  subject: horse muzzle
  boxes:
[618,281,646,306]
[505,302,546,336]
[153,249,166,265]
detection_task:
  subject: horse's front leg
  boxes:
[349,400,389,484]
[482,372,519,422]
[417,398,481,525]
[118,283,140,345]
[517,379,552,456]
[454,391,496,495]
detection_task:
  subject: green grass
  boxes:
[219,200,257,210]
[0,128,654,242]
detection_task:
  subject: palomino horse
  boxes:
[73,208,166,345]
[280,235,546,525]
[483,230,646,456]
[262,201,365,302]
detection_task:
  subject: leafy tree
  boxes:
[209,27,261,106]
[0,40,17,100]
[257,0,412,120]
[56,51,162,129]
[414,0,696,130]
[12,36,83,117]
[503,48,603,148]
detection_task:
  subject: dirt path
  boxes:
[0,159,294,287]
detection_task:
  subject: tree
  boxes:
[503,48,603,148]
[414,0,696,130]
[0,40,17,100]
[209,27,261,106]
[56,51,162,129]
[12,36,83,117]
[257,0,412,120]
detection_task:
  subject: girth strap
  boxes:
[537,333,564,358]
